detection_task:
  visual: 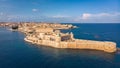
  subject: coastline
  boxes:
[0,22,117,53]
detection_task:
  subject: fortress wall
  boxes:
[42,40,59,48]
[76,42,104,50]
[103,42,116,52]
[58,39,116,53]
[24,37,116,53]
[67,42,77,48]
[75,39,116,53]
[60,42,68,48]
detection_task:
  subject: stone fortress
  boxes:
[20,23,117,53]
[0,22,117,53]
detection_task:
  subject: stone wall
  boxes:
[59,39,116,53]
[24,37,116,53]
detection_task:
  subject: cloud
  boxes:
[81,12,120,20]
[0,11,120,23]
[51,15,70,18]
[82,13,91,19]
[73,12,120,23]
[32,9,38,12]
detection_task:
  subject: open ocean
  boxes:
[0,23,120,68]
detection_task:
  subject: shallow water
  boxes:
[0,23,120,68]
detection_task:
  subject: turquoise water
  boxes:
[0,23,120,68]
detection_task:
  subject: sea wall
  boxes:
[24,37,116,53]
[59,39,116,53]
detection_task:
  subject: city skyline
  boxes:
[0,0,120,23]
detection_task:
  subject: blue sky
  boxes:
[0,0,120,23]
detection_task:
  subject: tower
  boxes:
[70,32,74,40]
[56,32,61,42]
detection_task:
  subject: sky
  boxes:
[0,0,120,23]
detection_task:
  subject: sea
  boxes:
[0,23,120,68]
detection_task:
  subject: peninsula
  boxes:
[0,22,117,53]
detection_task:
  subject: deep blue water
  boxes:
[0,23,120,68]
